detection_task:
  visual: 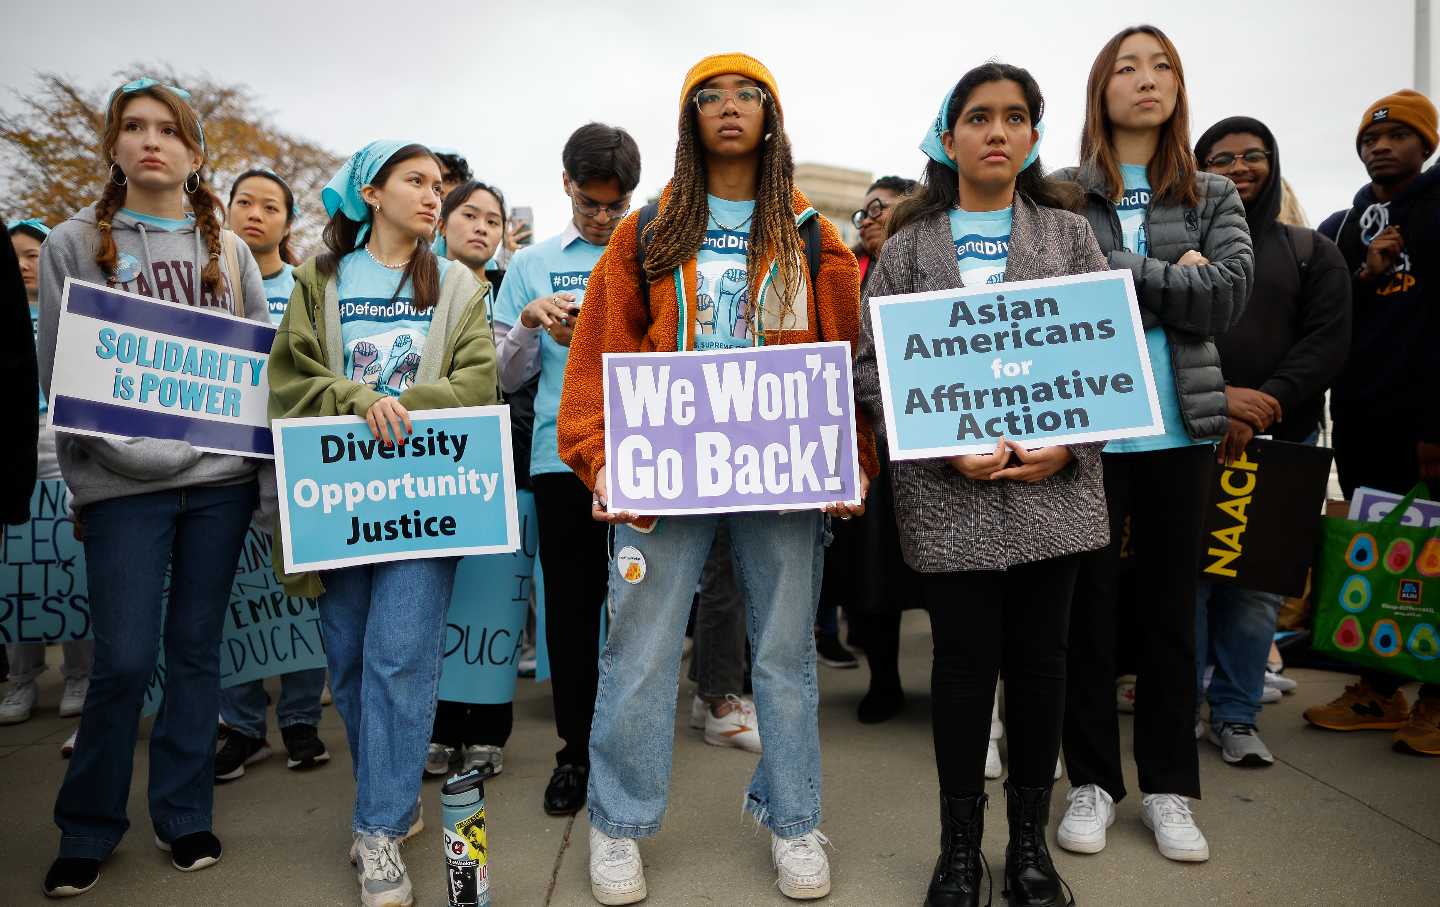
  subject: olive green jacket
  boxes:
[266,258,497,596]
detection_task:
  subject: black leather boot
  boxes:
[924,791,989,907]
[1003,783,1072,907]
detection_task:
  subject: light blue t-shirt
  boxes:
[694,195,756,351]
[262,262,295,325]
[1106,164,1204,453]
[493,226,606,477]
[337,252,452,398]
[948,207,1011,286]
[121,208,193,232]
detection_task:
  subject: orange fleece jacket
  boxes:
[557,186,879,491]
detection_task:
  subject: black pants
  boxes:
[532,472,609,767]
[1064,445,1212,802]
[923,555,1079,795]
[852,610,902,691]
[432,701,513,748]
[1330,428,1439,699]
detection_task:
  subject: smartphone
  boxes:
[511,206,534,247]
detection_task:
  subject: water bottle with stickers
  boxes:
[441,767,490,906]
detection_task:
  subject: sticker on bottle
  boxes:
[617,546,647,584]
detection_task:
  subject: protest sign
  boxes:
[273,406,520,572]
[867,270,1162,459]
[0,480,88,645]
[1198,439,1334,597]
[438,490,538,704]
[221,526,327,686]
[1349,487,1440,527]
[48,278,277,458]
[602,342,861,516]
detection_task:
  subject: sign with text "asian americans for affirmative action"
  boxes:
[49,278,277,457]
[272,407,520,572]
[602,342,861,516]
[868,270,1163,459]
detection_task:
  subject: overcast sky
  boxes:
[2,0,1433,237]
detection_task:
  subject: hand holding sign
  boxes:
[367,397,413,447]
[988,439,1075,483]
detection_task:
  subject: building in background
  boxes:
[794,163,872,248]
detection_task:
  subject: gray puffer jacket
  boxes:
[1053,165,1254,441]
[855,197,1111,573]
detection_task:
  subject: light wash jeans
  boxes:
[588,511,824,840]
[6,641,93,684]
[219,668,326,739]
[1195,581,1282,726]
[320,557,457,837]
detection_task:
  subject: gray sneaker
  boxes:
[355,834,413,907]
[1207,722,1274,767]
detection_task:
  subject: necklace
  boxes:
[365,244,410,270]
[709,208,754,233]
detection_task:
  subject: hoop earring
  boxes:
[184,171,200,194]
[109,163,127,187]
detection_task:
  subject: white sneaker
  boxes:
[59,678,88,718]
[1141,794,1210,862]
[355,834,413,907]
[0,679,38,724]
[425,743,454,777]
[1260,685,1283,704]
[589,825,646,905]
[1057,783,1115,854]
[1264,671,1297,694]
[351,800,423,867]
[462,744,503,778]
[985,739,1003,779]
[688,694,707,731]
[1116,674,1137,713]
[60,728,78,758]
[772,830,831,900]
[703,695,761,754]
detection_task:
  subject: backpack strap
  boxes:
[796,206,822,287]
[634,201,662,307]
[219,228,244,316]
[1282,223,1317,283]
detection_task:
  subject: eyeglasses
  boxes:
[694,86,766,117]
[1204,150,1272,169]
[570,190,630,221]
[851,198,892,229]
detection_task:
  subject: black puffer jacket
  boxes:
[1053,165,1254,441]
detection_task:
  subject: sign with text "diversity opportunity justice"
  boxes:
[273,407,520,572]
[48,278,277,457]
[602,342,861,516]
[868,270,1163,459]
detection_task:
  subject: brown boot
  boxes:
[1393,697,1440,756]
[1303,682,1409,731]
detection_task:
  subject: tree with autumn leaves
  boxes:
[0,65,341,256]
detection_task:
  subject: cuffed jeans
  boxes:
[1194,582,1281,727]
[6,640,93,684]
[589,511,824,839]
[54,481,257,860]
[219,668,326,739]
[321,557,457,837]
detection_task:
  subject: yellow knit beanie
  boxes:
[679,53,781,121]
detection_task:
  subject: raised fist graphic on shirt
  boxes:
[378,335,415,388]
[386,351,421,394]
[350,341,379,382]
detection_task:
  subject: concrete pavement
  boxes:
[1,611,1437,906]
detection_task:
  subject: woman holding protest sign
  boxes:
[854,62,1109,907]
[1053,24,1252,866]
[557,53,875,904]
[266,140,496,907]
[34,78,269,898]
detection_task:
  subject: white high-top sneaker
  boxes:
[589,825,646,905]
[772,830,831,900]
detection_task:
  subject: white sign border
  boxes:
[868,269,1164,460]
[601,340,864,517]
[272,405,521,573]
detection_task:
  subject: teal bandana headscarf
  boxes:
[7,218,51,239]
[920,83,1044,173]
[321,140,413,246]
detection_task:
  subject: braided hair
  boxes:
[642,92,806,338]
[95,84,226,298]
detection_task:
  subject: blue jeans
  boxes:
[219,668,326,739]
[1194,581,1282,726]
[589,511,824,840]
[321,558,457,837]
[54,481,258,860]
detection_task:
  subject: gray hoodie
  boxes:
[36,204,269,509]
